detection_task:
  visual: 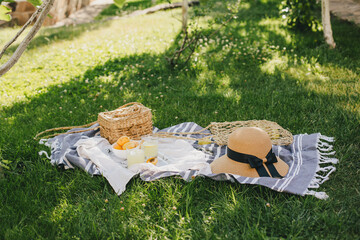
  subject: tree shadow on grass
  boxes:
[0,0,359,238]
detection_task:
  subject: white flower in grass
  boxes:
[172,206,177,210]
[69,111,72,114]
[59,107,62,110]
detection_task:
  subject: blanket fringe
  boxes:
[305,134,338,199]
[38,150,51,159]
[305,190,329,200]
[39,138,51,147]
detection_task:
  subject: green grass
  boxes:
[0,0,359,239]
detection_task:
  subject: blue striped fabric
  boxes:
[42,122,337,199]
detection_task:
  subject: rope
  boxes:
[34,121,98,140]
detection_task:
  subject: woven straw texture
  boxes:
[154,120,293,146]
[209,120,293,145]
[98,102,153,144]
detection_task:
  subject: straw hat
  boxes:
[210,127,289,178]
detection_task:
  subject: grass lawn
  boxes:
[0,0,359,239]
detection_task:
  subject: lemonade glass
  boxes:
[141,136,158,159]
[126,146,145,167]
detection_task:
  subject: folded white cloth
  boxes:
[76,137,135,195]
[75,137,209,195]
[157,139,206,165]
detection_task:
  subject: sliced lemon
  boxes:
[146,157,158,165]
[198,139,212,145]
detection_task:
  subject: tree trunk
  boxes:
[322,0,336,48]
[44,0,92,25]
[182,0,189,32]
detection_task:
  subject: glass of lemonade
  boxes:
[141,136,158,159]
[126,146,145,167]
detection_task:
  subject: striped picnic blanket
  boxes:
[39,122,338,199]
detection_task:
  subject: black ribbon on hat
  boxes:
[227,147,283,178]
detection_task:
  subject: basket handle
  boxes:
[34,121,99,140]
[118,102,144,109]
[113,102,144,117]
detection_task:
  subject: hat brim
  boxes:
[210,155,289,178]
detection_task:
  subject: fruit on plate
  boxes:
[113,144,123,150]
[146,157,158,165]
[116,136,130,146]
[113,135,135,150]
[122,141,139,150]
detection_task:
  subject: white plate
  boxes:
[111,143,127,159]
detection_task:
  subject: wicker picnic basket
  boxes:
[207,120,293,145]
[153,120,293,146]
[98,102,153,144]
[34,102,153,142]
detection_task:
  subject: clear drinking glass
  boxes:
[126,146,145,167]
[141,136,159,159]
